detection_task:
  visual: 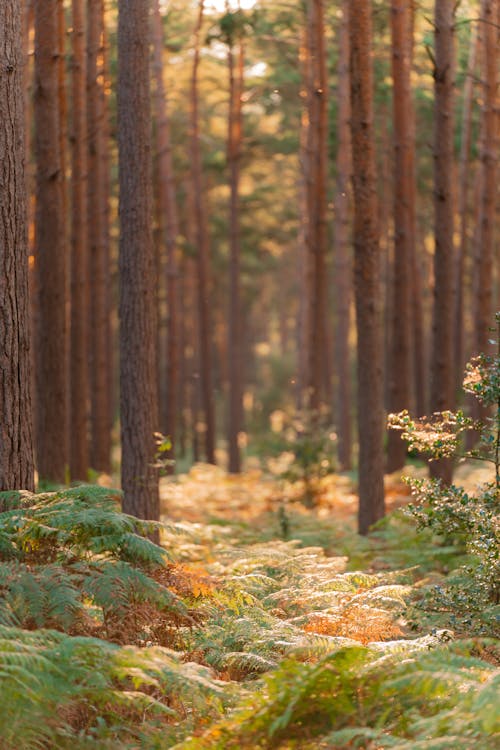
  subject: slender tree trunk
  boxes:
[227,32,244,473]
[152,0,179,466]
[430,0,456,484]
[333,0,352,471]
[70,0,89,481]
[118,0,159,520]
[190,0,216,464]
[474,0,498,355]
[455,22,478,386]
[349,0,385,534]
[0,0,35,491]
[87,0,110,473]
[305,0,329,413]
[386,0,413,472]
[34,0,68,483]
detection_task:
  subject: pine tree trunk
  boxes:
[227,36,244,473]
[87,0,111,473]
[386,0,413,472]
[0,0,35,491]
[333,0,352,471]
[152,0,179,467]
[349,0,385,534]
[190,0,216,464]
[430,0,456,484]
[474,0,497,355]
[118,0,159,521]
[70,0,89,481]
[34,0,68,483]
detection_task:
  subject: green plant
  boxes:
[388,313,500,635]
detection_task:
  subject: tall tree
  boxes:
[305,0,329,413]
[70,0,89,480]
[429,0,456,484]
[226,7,245,473]
[118,0,159,519]
[386,0,414,472]
[0,0,35,491]
[333,0,352,471]
[473,0,498,355]
[152,0,180,465]
[350,0,385,534]
[87,0,111,473]
[34,0,68,483]
[190,0,216,464]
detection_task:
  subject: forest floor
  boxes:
[0,462,498,749]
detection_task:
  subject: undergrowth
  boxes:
[0,474,498,748]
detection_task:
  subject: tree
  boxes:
[117,0,159,520]
[333,0,352,471]
[34,0,68,484]
[87,0,111,473]
[224,6,245,473]
[70,0,89,480]
[152,0,180,468]
[386,0,414,472]
[430,0,456,484]
[0,0,35,491]
[350,0,385,534]
[190,0,216,464]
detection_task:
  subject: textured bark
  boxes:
[118,0,159,520]
[305,0,329,413]
[0,0,35,491]
[87,0,111,473]
[430,0,456,484]
[386,0,413,472]
[190,0,216,464]
[152,0,179,466]
[333,0,352,471]
[349,0,385,534]
[474,0,498,355]
[70,0,89,480]
[455,22,478,384]
[227,34,244,473]
[34,0,68,483]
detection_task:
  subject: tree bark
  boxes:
[227,30,244,473]
[333,0,352,471]
[386,0,414,472]
[87,0,111,473]
[190,0,216,464]
[34,0,68,483]
[70,0,89,481]
[0,0,35,491]
[152,0,179,467]
[118,0,159,520]
[349,0,385,534]
[430,0,456,484]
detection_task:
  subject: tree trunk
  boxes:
[430,0,456,484]
[227,32,244,473]
[34,0,68,484]
[386,0,414,472]
[118,0,159,521]
[305,0,329,413]
[349,0,385,534]
[70,0,89,481]
[152,0,179,468]
[333,0,352,471]
[190,0,216,464]
[474,0,497,355]
[0,0,35,491]
[87,0,111,473]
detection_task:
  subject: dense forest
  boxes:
[0,0,499,747]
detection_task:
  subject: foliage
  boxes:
[388,314,500,635]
